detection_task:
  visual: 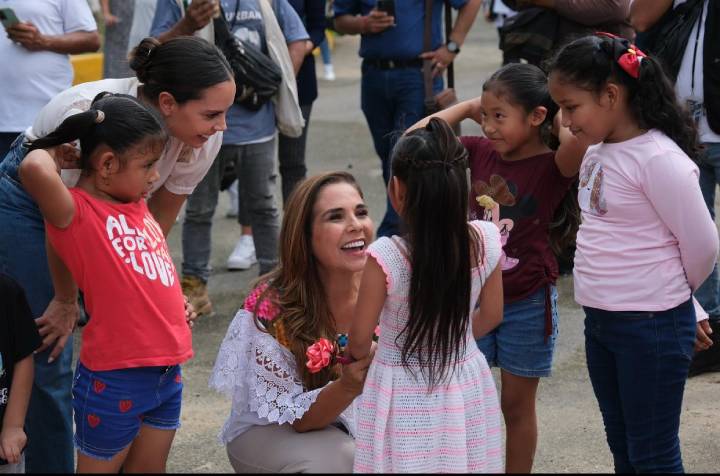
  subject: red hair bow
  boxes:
[595,31,647,79]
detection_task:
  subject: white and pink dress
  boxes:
[353,220,504,473]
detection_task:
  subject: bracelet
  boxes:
[336,355,357,365]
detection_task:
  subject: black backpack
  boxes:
[213,3,282,111]
[640,0,719,134]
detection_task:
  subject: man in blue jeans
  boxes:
[631,0,720,376]
[151,0,310,316]
[333,0,481,237]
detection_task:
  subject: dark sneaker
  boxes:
[688,320,720,377]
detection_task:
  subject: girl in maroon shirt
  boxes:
[407,63,587,473]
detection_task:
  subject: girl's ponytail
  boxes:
[28,110,102,153]
[28,92,167,171]
[632,55,701,159]
[391,118,478,388]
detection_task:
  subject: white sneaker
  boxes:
[227,235,257,270]
[324,64,336,81]
[226,180,239,218]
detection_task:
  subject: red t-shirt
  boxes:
[46,188,192,371]
[461,136,575,302]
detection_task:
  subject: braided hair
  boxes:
[391,117,481,388]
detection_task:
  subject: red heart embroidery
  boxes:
[119,400,133,413]
[87,414,101,428]
[93,380,106,394]
[175,374,182,384]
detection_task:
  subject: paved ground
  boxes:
[76,19,720,473]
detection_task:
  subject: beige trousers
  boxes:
[226,424,355,473]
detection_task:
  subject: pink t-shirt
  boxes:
[46,188,193,371]
[574,129,718,314]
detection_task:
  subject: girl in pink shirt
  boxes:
[18,93,194,473]
[548,33,719,473]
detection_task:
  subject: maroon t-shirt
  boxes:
[461,136,575,303]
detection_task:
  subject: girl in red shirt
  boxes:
[18,93,194,473]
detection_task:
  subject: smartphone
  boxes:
[375,0,396,18]
[0,8,20,30]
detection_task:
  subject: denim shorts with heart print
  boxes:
[72,362,183,460]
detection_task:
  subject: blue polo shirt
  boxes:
[151,0,309,144]
[333,0,467,60]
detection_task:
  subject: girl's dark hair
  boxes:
[483,63,580,261]
[29,93,167,171]
[483,63,559,147]
[391,118,480,388]
[547,34,700,159]
[129,37,233,104]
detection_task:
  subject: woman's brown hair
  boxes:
[249,171,365,390]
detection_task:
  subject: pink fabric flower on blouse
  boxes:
[243,283,280,321]
[306,338,335,374]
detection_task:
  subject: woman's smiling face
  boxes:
[311,182,374,274]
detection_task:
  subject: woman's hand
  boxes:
[338,347,375,396]
[35,297,79,363]
[184,295,198,329]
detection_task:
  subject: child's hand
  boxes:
[468,96,484,125]
[695,319,714,352]
[48,144,82,170]
[0,426,27,465]
[184,295,197,329]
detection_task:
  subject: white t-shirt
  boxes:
[26,78,223,196]
[673,0,720,143]
[0,0,98,132]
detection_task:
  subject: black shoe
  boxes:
[688,320,720,377]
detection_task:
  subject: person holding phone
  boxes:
[0,1,100,161]
[333,0,482,238]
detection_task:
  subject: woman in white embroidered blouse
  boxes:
[210,172,376,473]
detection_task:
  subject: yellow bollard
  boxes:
[70,53,104,85]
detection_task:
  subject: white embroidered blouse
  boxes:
[209,309,357,444]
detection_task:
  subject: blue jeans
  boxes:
[360,63,442,237]
[583,300,696,473]
[182,139,280,278]
[0,135,75,473]
[0,132,21,160]
[477,285,559,378]
[696,142,720,320]
[319,36,332,66]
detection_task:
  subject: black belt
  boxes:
[363,58,424,70]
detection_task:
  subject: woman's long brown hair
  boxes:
[249,172,365,390]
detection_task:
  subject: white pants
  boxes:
[226,424,354,473]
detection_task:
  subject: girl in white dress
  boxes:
[348,118,505,473]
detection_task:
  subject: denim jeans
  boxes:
[360,63,442,237]
[0,135,75,473]
[277,104,312,205]
[583,299,696,473]
[0,132,21,160]
[319,37,331,65]
[182,139,280,278]
[696,142,720,320]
